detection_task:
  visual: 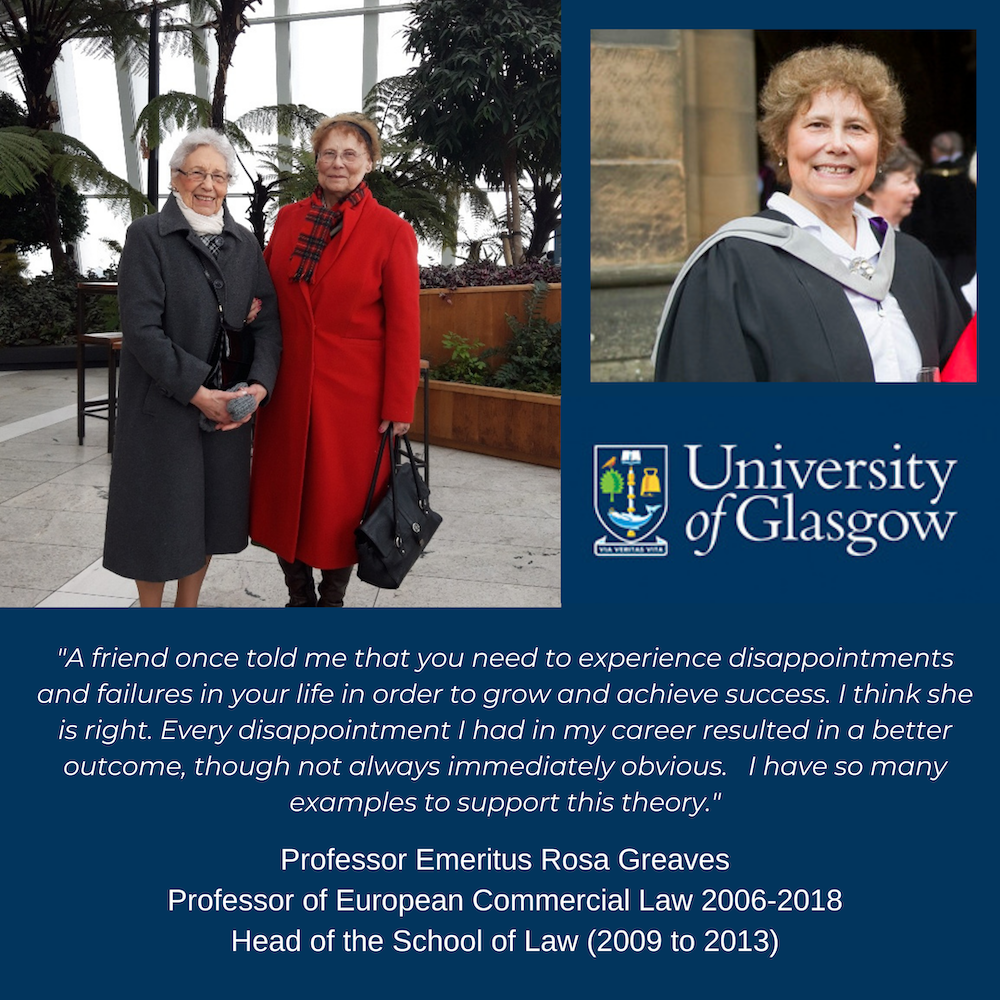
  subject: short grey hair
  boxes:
[931,130,963,158]
[169,128,238,179]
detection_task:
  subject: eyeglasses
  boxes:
[317,149,363,164]
[175,168,231,185]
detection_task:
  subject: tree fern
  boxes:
[0,127,46,195]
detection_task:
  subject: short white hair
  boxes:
[169,128,237,178]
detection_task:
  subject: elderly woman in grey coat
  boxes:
[103,129,281,607]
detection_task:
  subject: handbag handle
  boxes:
[359,429,426,548]
[360,425,394,521]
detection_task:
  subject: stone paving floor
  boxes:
[0,367,560,608]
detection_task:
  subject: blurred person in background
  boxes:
[902,130,976,320]
[858,143,922,229]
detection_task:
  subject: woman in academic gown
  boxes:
[652,45,963,382]
[249,113,420,607]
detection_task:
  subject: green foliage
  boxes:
[238,81,484,248]
[429,332,489,385]
[364,77,489,249]
[0,3,150,129]
[236,105,325,224]
[132,90,255,156]
[0,92,88,251]
[0,236,27,284]
[0,124,47,195]
[428,282,561,395]
[12,126,150,219]
[0,268,117,347]
[0,2,197,270]
[488,281,561,394]
[0,177,87,251]
[400,0,561,262]
[401,0,561,188]
[235,104,324,147]
[252,142,318,208]
[600,469,624,503]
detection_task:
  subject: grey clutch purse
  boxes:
[199,382,257,432]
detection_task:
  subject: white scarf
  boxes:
[171,189,225,235]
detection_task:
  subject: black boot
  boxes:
[277,556,317,607]
[318,567,353,608]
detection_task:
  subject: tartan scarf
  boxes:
[289,182,368,283]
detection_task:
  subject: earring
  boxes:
[777,158,785,168]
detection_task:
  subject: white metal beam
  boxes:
[114,60,143,197]
[248,4,413,25]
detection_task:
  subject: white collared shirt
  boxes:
[768,192,922,382]
[962,273,977,313]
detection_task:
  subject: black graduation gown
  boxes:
[653,210,963,382]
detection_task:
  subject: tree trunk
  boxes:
[212,1,249,129]
[502,148,524,266]
[245,175,270,250]
[525,180,559,260]
[36,172,69,274]
[19,50,68,272]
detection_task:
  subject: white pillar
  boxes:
[362,0,379,102]
[274,0,292,161]
[193,25,211,102]
[115,61,143,196]
[51,47,81,138]
[274,0,292,108]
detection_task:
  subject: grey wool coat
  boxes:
[103,195,282,582]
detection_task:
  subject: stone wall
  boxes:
[590,29,758,381]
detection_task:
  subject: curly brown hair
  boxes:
[758,45,905,184]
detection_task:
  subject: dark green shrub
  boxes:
[0,269,119,347]
[488,281,561,394]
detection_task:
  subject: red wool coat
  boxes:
[249,191,420,568]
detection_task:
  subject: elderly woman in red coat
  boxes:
[249,113,420,606]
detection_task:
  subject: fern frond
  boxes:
[0,126,48,195]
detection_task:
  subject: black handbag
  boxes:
[355,429,442,588]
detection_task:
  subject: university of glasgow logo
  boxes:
[593,445,668,556]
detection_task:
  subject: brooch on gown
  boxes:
[849,257,876,280]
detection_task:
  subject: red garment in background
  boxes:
[941,314,977,382]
